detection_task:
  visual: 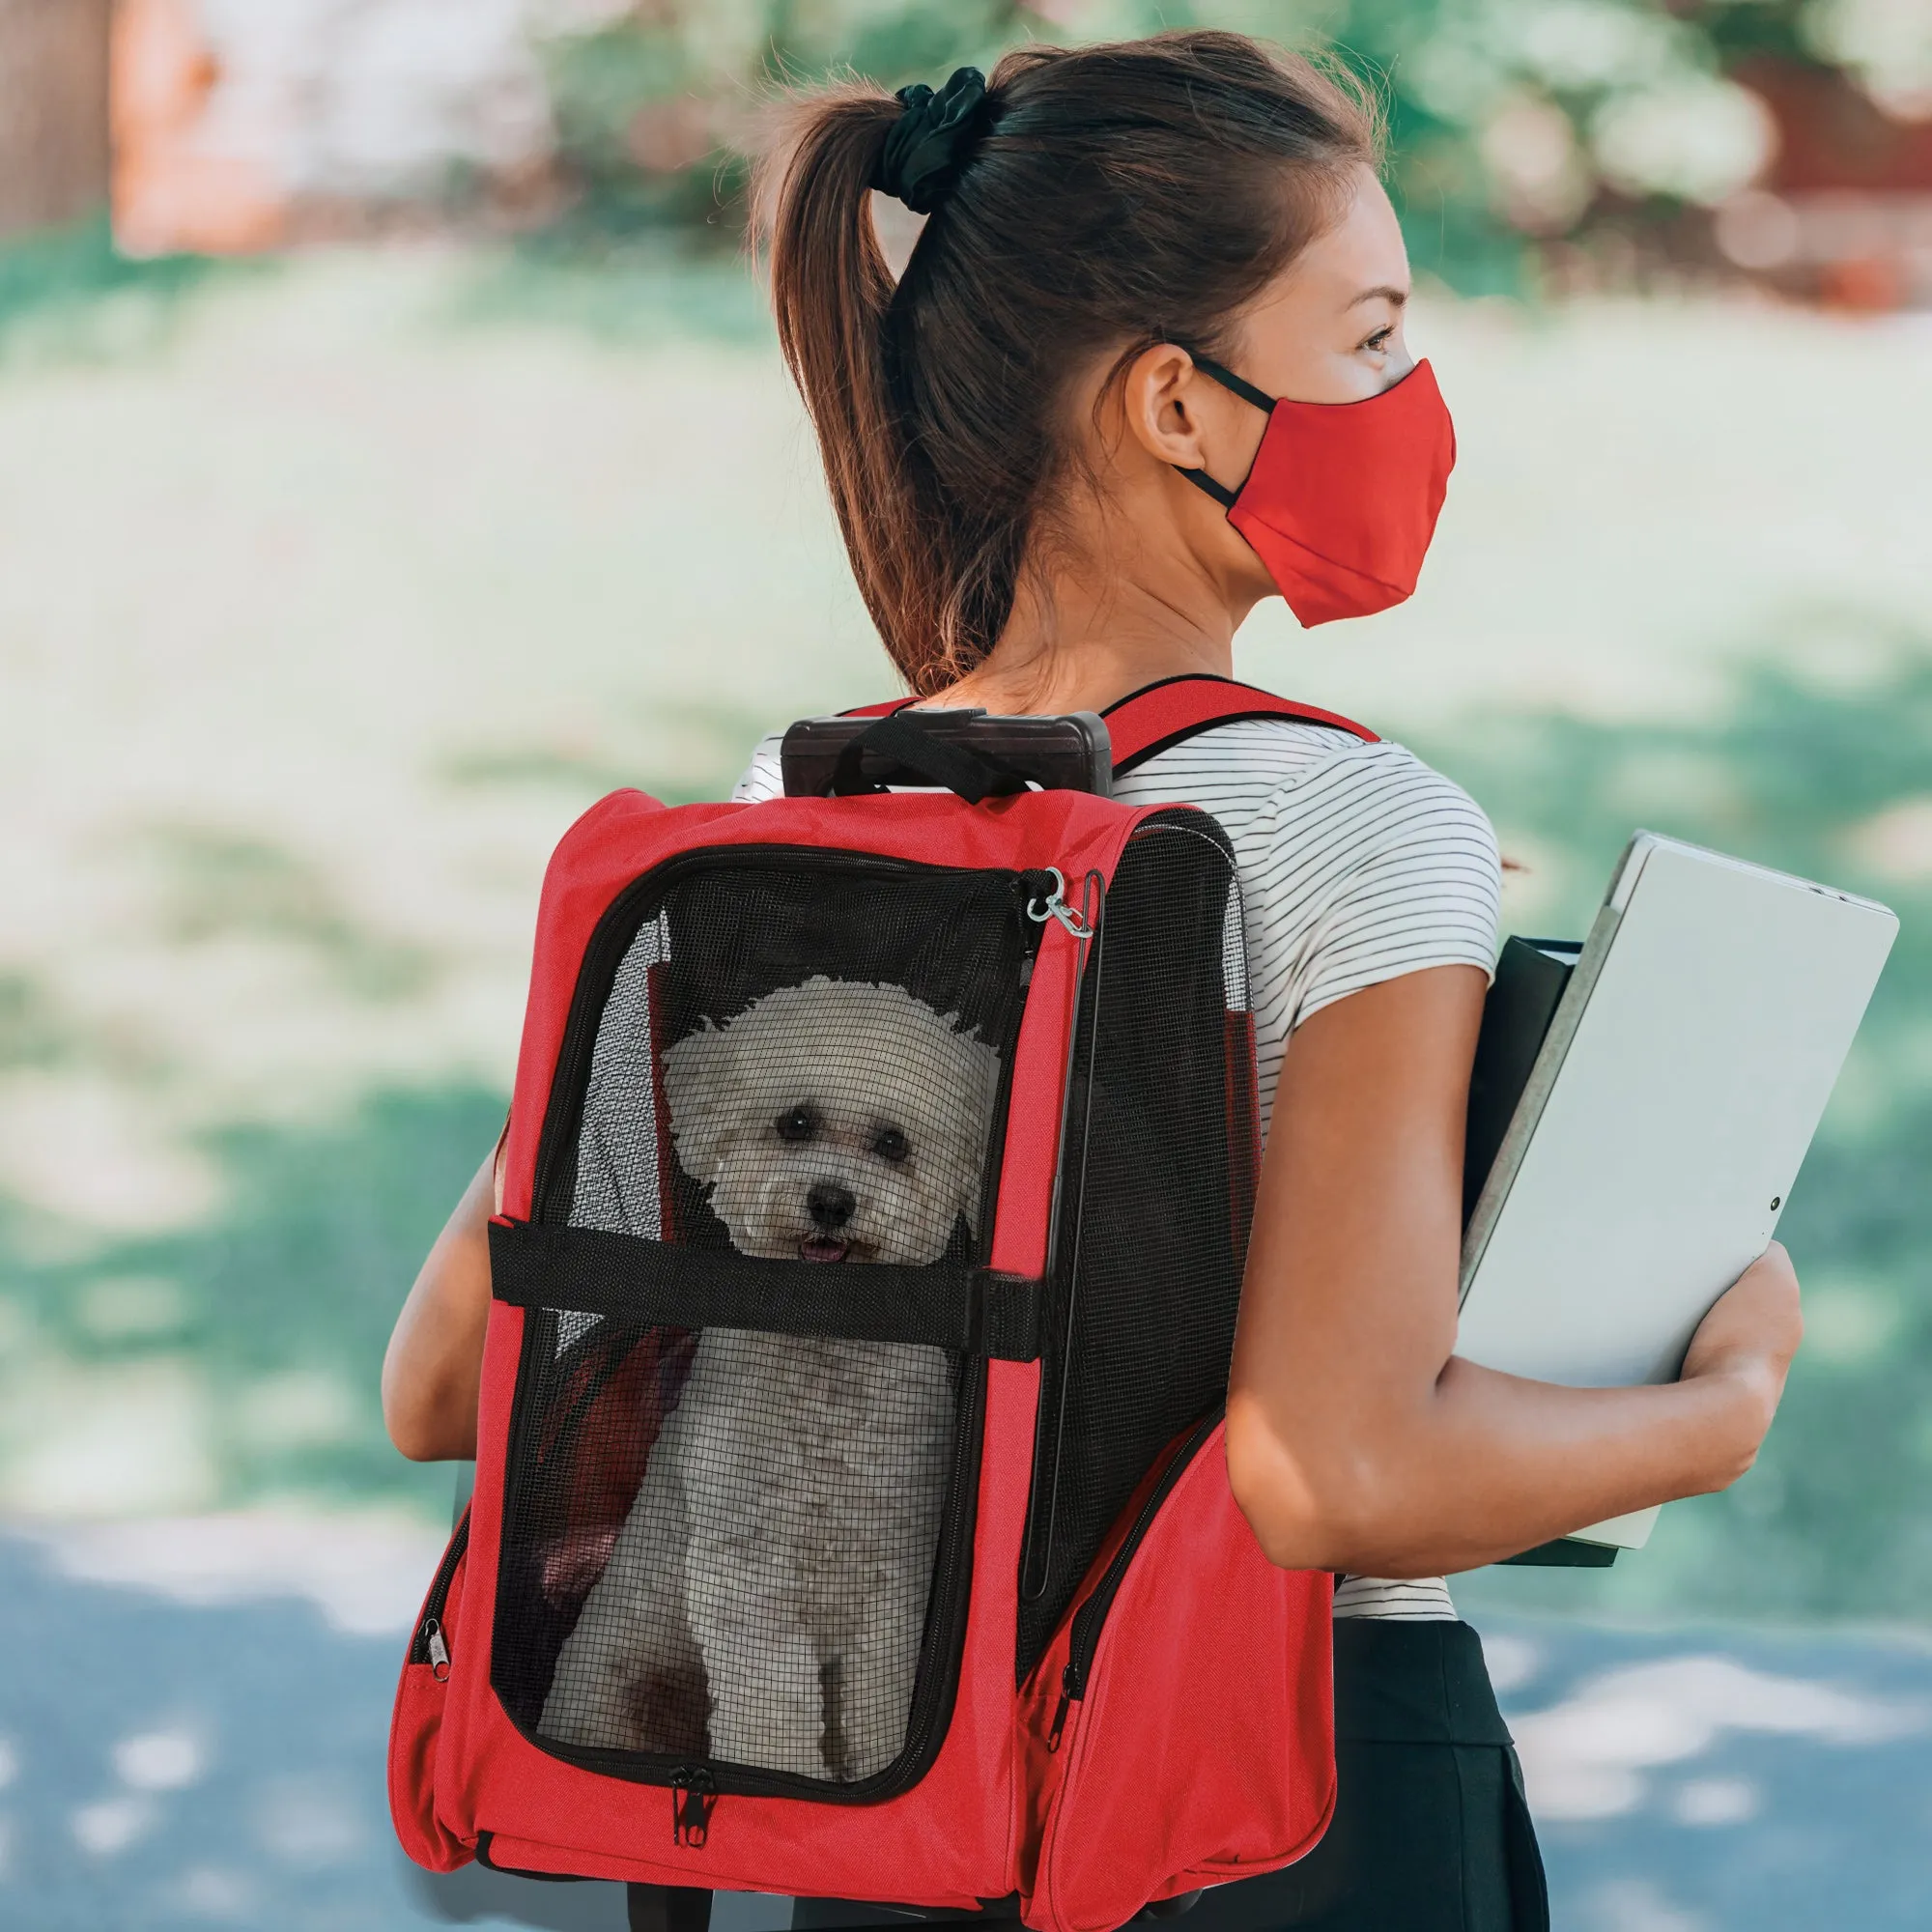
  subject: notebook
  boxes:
[1458,832,1897,1558]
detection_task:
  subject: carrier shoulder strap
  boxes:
[1101,674,1377,778]
[840,680,1373,780]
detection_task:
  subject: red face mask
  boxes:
[1180,357,1456,627]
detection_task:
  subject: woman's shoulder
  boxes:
[1121,717,1494,844]
[725,714,1494,883]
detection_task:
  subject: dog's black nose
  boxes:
[807,1181,856,1231]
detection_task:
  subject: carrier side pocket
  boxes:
[389,1508,473,1872]
[1023,1422,1334,1932]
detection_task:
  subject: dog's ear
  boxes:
[954,1036,1004,1236]
[660,1023,731,1181]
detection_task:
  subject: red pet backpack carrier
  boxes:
[390,677,1374,1932]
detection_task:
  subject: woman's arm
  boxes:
[382,1145,499,1462]
[1225,963,1803,1577]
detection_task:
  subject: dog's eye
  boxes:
[872,1125,910,1164]
[775,1105,819,1143]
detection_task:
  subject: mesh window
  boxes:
[495,853,1029,1789]
[1015,812,1257,1683]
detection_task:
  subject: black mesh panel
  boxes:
[1015,812,1255,1682]
[495,852,1029,1791]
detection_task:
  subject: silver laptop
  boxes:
[1456,832,1897,1549]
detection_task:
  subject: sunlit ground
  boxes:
[1,242,1929,1928]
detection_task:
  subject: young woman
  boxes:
[385,31,1802,1930]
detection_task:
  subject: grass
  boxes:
[0,214,256,363]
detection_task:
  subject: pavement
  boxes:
[4,1520,1929,1932]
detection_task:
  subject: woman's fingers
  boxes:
[1679,1242,1804,1460]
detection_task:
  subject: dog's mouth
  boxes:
[800,1236,851,1264]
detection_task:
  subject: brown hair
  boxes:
[754,31,1381,696]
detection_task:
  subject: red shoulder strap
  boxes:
[840,698,917,718]
[1100,674,1376,777]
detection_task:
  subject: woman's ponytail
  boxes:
[756,85,946,690]
[756,36,1381,695]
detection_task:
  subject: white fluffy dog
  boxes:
[540,977,1000,1781]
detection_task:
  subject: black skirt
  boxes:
[787,1618,1547,1932]
[1168,1618,1548,1932]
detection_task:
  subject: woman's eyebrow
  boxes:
[1349,284,1409,309]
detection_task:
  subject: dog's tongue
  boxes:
[801,1237,849,1264]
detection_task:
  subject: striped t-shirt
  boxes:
[732,716,1501,1620]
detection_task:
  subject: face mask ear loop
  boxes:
[1178,352,1276,506]
[1191,355,1278,415]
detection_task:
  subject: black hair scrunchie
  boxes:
[872,67,990,214]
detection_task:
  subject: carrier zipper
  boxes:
[1015,869,1059,986]
[669,1767,716,1847]
[409,1509,471,1673]
[1018,869,1108,1606]
[1045,1412,1220,1752]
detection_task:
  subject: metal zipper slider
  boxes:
[669,1767,716,1848]
[423,1618,451,1681]
[1025,867,1094,940]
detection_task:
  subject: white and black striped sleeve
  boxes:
[1244,741,1502,1035]
[730,731,787,804]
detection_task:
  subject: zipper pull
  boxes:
[423,1618,451,1681]
[669,1767,716,1849]
[1046,1663,1078,1753]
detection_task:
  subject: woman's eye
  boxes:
[1362,326,1394,354]
[776,1106,818,1142]
[872,1125,910,1163]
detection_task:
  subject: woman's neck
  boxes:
[923,545,1249,717]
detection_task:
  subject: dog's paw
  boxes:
[540,1528,618,1605]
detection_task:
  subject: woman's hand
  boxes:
[1678,1241,1804,1483]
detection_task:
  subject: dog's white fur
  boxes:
[540,978,999,1780]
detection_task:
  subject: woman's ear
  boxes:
[1120,342,1212,470]
[1119,342,1264,495]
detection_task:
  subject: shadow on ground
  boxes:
[5,1529,1928,1932]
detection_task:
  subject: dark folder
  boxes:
[1462,936,1615,1570]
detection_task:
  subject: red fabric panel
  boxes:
[1023,1425,1334,1932]
[988,918,1083,1281]
[387,1525,473,1872]
[435,1291,523,1837]
[1100,674,1376,771]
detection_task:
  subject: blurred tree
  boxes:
[526,0,1931,298]
[0,0,113,238]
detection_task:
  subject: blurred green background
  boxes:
[1,0,1928,1637]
